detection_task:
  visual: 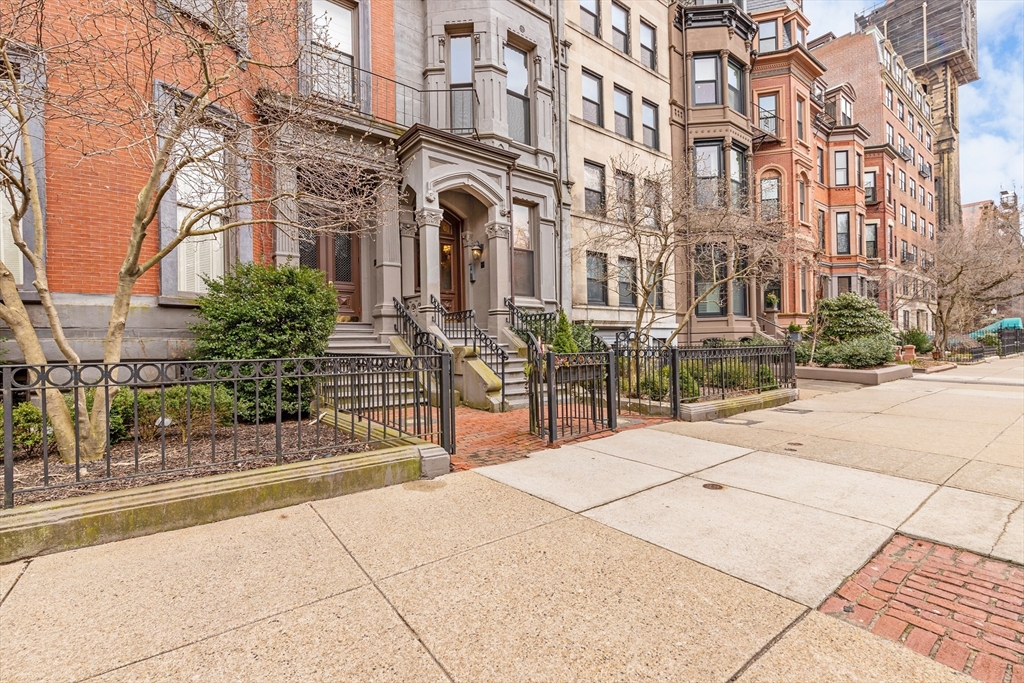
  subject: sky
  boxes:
[802,0,1024,206]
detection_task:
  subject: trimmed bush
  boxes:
[815,293,895,342]
[64,389,129,445]
[0,402,47,456]
[755,364,778,390]
[978,332,1000,347]
[794,341,812,365]
[680,372,700,400]
[550,310,580,354]
[815,335,895,369]
[899,328,933,354]
[162,384,235,440]
[638,367,671,401]
[190,264,337,421]
[570,320,598,351]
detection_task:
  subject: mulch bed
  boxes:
[3,419,372,507]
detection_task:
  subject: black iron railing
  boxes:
[2,355,454,508]
[393,297,450,356]
[999,328,1024,356]
[506,297,558,344]
[308,46,477,135]
[529,344,616,444]
[430,295,507,405]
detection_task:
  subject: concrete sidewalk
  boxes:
[1,362,1020,682]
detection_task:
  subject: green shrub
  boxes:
[0,402,48,456]
[899,328,933,354]
[680,372,700,400]
[550,310,580,354]
[794,341,812,365]
[189,264,337,421]
[570,320,599,351]
[978,332,1000,347]
[815,335,895,369]
[161,384,235,440]
[756,364,778,390]
[679,359,706,383]
[814,293,894,342]
[636,367,671,401]
[64,389,129,445]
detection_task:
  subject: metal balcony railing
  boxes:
[810,80,826,107]
[901,251,917,264]
[865,187,879,204]
[308,44,477,135]
[753,104,781,139]
[919,162,932,179]
[898,145,914,162]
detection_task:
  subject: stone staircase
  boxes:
[445,332,529,411]
[325,323,394,356]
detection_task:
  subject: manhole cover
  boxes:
[703,483,724,490]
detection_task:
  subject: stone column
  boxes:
[417,207,444,314]
[372,201,402,337]
[485,211,512,335]
[399,221,418,300]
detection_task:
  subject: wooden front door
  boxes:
[299,228,360,321]
[439,212,464,311]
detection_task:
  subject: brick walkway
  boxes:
[822,534,1024,682]
[450,406,667,470]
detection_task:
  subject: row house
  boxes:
[1,0,571,364]
[566,0,676,342]
[813,27,939,332]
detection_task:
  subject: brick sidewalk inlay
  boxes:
[822,534,1024,683]
[450,406,667,470]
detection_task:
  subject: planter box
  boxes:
[795,364,912,385]
[912,363,957,374]
[681,388,798,421]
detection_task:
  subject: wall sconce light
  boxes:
[471,241,484,260]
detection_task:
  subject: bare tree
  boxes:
[1,0,398,462]
[930,208,1024,354]
[573,153,789,349]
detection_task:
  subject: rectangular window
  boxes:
[928,193,933,211]
[900,204,907,225]
[640,20,656,69]
[761,176,780,220]
[818,209,826,250]
[647,261,665,310]
[727,59,745,113]
[584,160,605,214]
[759,20,777,53]
[512,204,535,297]
[908,112,914,132]
[911,211,917,231]
[857,214,864,255]
[798,24,805,44]
[176,127,227,294]
[838,276,852,294]
[0,107,24,285]
[642,179,661,228]
[729,146,747,209]
[641,100,658,150]
[798,180,806,222]
[618,256,636,307]
[928,222,934,239]
[909,178,916,197]
[796,97,804,140]
[836,212,850,254]
[693,55,720,106]
[917,122,923,141]
[311,0,358,102]
[841,98,852,126]
[695,244,727,316]
[886,172,892,202]
[758,93,778,136]
[587,252,608,305]
[865,170,877,203]
[581,70,603,126]
[694,142,722,207]
[856,153,862,187]
[580,0,600,37]
[611,2,630,54]
[835,151,849,186]
[505,44,531,144]
[817,147,825,183]
[926,132,932,150]
[897,99,904,121]
[613,86,632,138]
[886,123,894,145]
[899,170,906,191]
[885,86,893,109]
[614,169,635,223]
[800,266,807,313]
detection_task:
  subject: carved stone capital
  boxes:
[399,222,418,238]
[461,232,477,247]
[415,207,444,228]
[485,221,510,240]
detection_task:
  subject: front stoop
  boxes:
[0,444,447,563]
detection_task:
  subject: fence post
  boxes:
[669,346,681,420]
[546,350,557,444]
[721,355,727,400]
[3,367,13,509]
[275,359,283,466]
[606,349,617,430]
[440,352,454,454]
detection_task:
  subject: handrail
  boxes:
[505,297,557,343]
[756,315,787,339]
[393,297,451,356]
[430,295,508,406]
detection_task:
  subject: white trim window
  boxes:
[176,127,228,295]
[310,0,357,103]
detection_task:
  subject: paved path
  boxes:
[1,359,1021,682]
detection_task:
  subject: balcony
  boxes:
[898,145,914,162]
[308,45,477,136]
[865,186,879,205]
[901,251,917,265]
[919,162,932,179]
[810,80,826,107]
[752,103,782,150]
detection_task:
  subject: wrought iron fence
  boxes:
[430,295,507,404]
[2,355,454,508]
[998,328,1024,356]
[528,342,617,444]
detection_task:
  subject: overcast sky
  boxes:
[802,0,1024,206]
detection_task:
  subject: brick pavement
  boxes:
[449,406,667,470]
[822,534,1024,682]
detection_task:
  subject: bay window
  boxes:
[693,55,720,106]
[836,212,850,255]
[505,44,531,144]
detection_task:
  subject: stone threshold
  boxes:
[0,444,449,564]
